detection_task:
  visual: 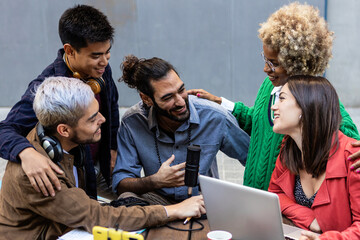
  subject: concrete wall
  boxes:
[0,0,327,110]
[326,0,360,107]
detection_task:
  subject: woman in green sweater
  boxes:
[188,2,360,190]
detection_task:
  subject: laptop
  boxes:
[199,175,312,240]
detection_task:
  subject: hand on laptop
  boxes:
[299,230,320,240]
[164,195,206,221]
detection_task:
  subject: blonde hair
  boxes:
[258,2,333,76]
[33,77,94,132]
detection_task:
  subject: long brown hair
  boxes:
[279,75,341,177]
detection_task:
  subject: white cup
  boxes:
[207,230,232,240]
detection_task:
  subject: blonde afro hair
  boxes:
[258,2,333,76]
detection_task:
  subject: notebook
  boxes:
[199,175,313,240]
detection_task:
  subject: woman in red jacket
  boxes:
[268,75,360,240]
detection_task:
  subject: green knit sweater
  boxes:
[233,77,360,190]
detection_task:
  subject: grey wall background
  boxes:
[327,0,360,106]
[0,0,358,110]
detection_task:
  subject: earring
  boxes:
[299,114,302,119]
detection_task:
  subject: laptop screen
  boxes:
[199,175,304,240]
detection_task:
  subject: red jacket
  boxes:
[268,132,360,240]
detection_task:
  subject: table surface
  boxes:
[144,219,210,240]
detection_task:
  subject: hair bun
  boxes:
[120,55,140,89]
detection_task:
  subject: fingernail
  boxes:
[350,165,354,170]
[196,93,200,97]
[347,157,352,161]
[357,169,360,173]
[51,192,55,197]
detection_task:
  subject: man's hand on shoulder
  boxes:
[19,147,63,197]
[152,154,185,188]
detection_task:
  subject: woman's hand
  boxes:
[349,141,360,172]
[187,89,222,104]
[299,230,320,240]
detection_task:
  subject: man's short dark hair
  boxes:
[58,5,114,51]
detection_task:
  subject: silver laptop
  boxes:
[199,175,309,240]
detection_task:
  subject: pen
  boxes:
[187,187,193,196]
[183,217,191,225]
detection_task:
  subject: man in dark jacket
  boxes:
[0,5,118,199]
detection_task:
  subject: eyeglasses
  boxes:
[261,51,276,72]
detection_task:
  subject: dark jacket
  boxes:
[0,49,119,198]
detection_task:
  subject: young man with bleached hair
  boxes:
[0,77,205,240]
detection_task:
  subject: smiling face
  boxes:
[262,45,289,87]
[66,40,111,79]
[146,70,190,123]
[69,97,106,145]
[271,84,302,138]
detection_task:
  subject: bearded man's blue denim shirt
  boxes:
[112,95,250,201]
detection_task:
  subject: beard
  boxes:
[153,97,190,123]
[69,127,102,145]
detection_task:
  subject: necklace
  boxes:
[153,125,192,166]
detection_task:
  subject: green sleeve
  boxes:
[339,101,360,140]
[232,102,254,135]
[231,77,272,136]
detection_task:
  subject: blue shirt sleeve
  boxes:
[220,110,250,166]
[112,121,143,193]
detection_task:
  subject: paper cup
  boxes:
[207,230,232,240]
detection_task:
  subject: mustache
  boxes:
[170,105,185,112]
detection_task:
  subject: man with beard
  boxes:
[112,55,250,204]
[0,77,205,239]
